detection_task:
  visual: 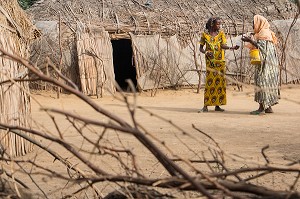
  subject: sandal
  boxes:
[198,106,208,113]
[250,109,265,115]
[265,107,274,113]
[215,106,225,112]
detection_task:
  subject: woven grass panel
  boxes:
[76,26,116,97]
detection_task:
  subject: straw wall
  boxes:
[130,33,197,91]
[76,26,116,97]
[273,19,300,83]
[30,21,80,91]
[0,1,34,156]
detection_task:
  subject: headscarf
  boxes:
[253,15,278,45]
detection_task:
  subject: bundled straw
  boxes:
[0,0,35,156]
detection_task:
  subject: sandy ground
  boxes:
[10,84,300,198]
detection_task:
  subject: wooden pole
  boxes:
[57,13,63,99]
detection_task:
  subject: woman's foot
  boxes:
[250,109,265,115]
[265,106,273,113]
[215,106,225,112]
[250,103,265,115]
[198,106,208,113]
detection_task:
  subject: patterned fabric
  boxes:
[254,40,280,109]
[199,30,227,106]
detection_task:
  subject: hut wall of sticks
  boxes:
[28,0,299,96]
[0,0,36,156]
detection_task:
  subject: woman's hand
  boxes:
[231,45,240,50]
[241,35,258,48]
[205,51,214,59]
[241,36,252,42]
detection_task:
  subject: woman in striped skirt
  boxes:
[242,15,280,114]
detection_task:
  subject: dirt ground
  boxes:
[13,84,300,198]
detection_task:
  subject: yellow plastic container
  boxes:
[250,49,261,65]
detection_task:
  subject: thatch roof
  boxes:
[28,0,298,36]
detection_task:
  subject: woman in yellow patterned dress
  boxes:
[199,17,239,112]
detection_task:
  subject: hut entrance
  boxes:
[112,39,137,91]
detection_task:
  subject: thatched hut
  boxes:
[28,0,298,95]
[0,0,36,156]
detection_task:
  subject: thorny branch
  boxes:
[0,46,300,198]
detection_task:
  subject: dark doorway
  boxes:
[111,39,137,91]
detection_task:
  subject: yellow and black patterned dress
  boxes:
[199,30,227,106]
